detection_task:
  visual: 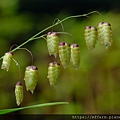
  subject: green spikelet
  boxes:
[15,82,23,106]
[1,51,13,71]
[98,22,112,49]
[84,26,97,50]
[46,32,59,57]
[70,44,80,70]
[24,66,38,94]
[59,42,71,69]
[47,62,60,87]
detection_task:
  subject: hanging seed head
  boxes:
[70,44,80,70]
[98,22,112,49]
[24,66,38,94]
[46,32,59,57]
[47,62,60,87]
[84,26,97,50]
[59,42,71,69]
[15,81,23,106]
[1,51,13,71]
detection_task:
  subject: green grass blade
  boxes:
[0,102,69,114]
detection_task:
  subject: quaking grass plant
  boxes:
[0,11,112,114]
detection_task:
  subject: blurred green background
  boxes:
[0,0,120,114]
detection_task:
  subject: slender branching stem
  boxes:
[0,11,103,60]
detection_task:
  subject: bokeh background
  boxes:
[0,0,120,114]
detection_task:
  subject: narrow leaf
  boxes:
[0,102,68,114]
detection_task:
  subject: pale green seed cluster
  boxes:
[84,22,112,50]
[46,32,81,86]
[98,22,112,49]
[0,13,113,106]
[47,62,60,87]
[59,42,71,69]
[14,66,38,106]
[1,52,13,71]
[84,26,97,50]
[24,66,38,94]
[70,44,80,70]
[46,32,59,57]
[47,34,81,86]
[15,82,23,106]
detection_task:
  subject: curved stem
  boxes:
[57,31,75,43]
[85,16,92,25]
[0,11,101,60]
[12,58,21,81]
[17,48,34,65]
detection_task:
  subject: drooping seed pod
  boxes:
[98,22,112,49]
[24,66,38,94]
[59,42,71,69]
[70,44,80,70]
[47,62,60,87]
[84,26,97,50]
[46,32,59,57]
[1,51,13,71]
[15,82,23,106]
